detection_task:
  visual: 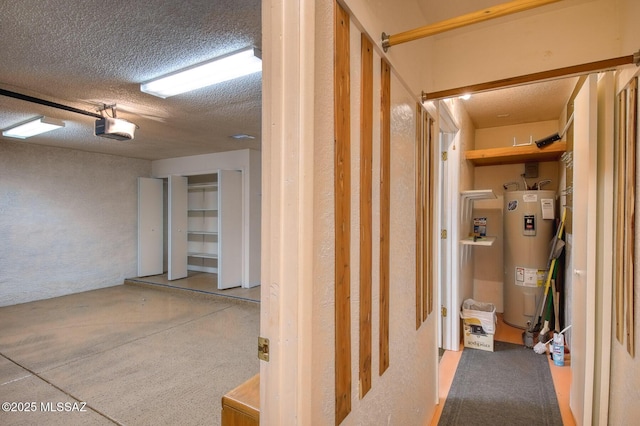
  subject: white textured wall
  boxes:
[311,2,436,423]
[427,0,638,93]
[0,140,150,307]
[608,68,640,426]
[342,0,433,96]
[311,0,337,420]
[313,68,435,426]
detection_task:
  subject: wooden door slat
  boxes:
[379,59,391,374]
[359,33,373,398]
[334,3,351,423]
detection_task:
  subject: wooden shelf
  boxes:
[188,183,218,189]
[460,236,496,246]
[188,252,218,259]
[187,231,218,235]
[465,142,566,166]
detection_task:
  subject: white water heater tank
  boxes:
[503,190,556,329]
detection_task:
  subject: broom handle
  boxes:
[534,208,567,329]
[546,207,567,269]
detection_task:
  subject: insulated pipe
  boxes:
[536,180,552,190]
[503,181,519,191]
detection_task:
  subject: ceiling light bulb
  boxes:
[141,47,262,98]
[459,94,471,100]
[2,116,65,139]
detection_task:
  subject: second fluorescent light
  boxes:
[2,116,65,139]
[141,47,262,98]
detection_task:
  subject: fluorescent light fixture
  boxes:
[2,116,65,139]
[141,47,262,98]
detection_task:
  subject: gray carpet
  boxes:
[438,341,563,426]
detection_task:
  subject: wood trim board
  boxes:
[614,76,637,357]
[615,89,626,343]
[427,115,435,315]
[415,107,435,325]
[415,103,424,329]
[334,3,351,423]
[379,59,391,375]
[421,112,429,321]
[625,78,636,357]
[424,56,636,101]
[359,33,373,398]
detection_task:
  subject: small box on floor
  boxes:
[463,321,494,352]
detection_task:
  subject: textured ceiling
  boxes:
[460,77,578,128]
[0,0,262,160]
[1,1,577,160]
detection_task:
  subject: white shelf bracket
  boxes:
[460,189,497,225]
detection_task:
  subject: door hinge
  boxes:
[441,229,447,239]
[441,306,447,317]
[442,151,448,161]
[258,336,270,362]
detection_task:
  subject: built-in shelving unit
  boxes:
[185,171,243,290]
[465,142,566,166]
[187,181,219,273]
[138,153,256,288]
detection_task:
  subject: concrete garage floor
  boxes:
[0,285,260,425]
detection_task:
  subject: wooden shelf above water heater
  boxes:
[465,142,567,166]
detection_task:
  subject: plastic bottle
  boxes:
[552,332,565,366]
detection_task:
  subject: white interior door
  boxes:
[438,103,460,351]
[439,130,452,349]
[594,71,615,425]
[570,73,598,426]
[168,175,188,280]
[137,177,163,277]
[218,169,243,289]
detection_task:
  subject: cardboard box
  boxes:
[463,320,494,352]
[460,299,496,334]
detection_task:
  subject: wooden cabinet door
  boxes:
[137,177,163,277]
[218,170,243,289]
[168,175,188,280]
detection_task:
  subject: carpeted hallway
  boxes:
[0,284,259,425]
[431,314,574,426]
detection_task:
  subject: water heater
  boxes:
[503,190,555,328]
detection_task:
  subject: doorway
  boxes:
[437,103,460,351]
[430,71,620,425]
